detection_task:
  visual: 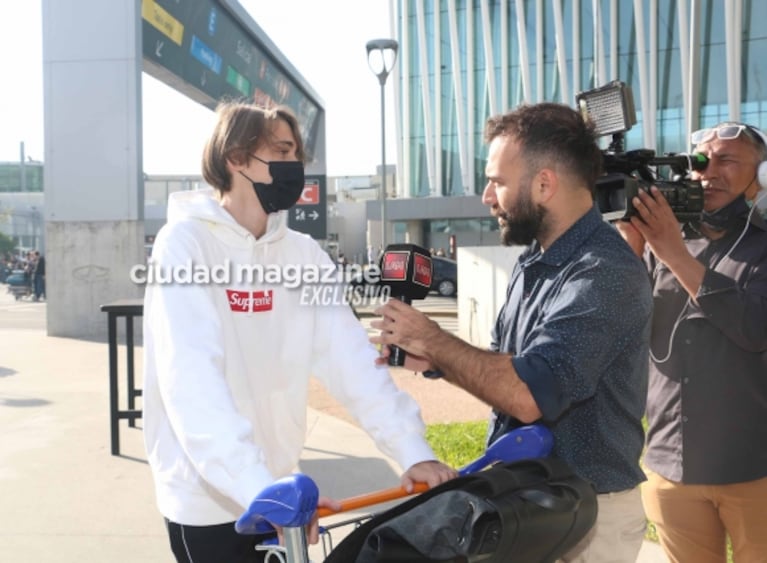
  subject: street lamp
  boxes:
[366,38,399,251]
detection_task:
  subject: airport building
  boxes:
[382,0,767,250]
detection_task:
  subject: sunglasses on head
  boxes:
[691,124,767,146]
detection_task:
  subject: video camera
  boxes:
[576,80,707,222]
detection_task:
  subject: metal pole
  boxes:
[20,142,27,192]
[366,38,398,254]
[380,79,387,250]
[282,527,309,563]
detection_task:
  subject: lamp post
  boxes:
[366,38,399,251]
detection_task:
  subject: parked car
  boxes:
[346,256,458,297]
[431,256,458,297]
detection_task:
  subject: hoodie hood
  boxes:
[166,188,288,245]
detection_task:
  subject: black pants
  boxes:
[165,519,269,563]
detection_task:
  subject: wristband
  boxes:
[421,369,444,379]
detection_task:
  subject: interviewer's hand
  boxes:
[370,299,443,360]
[374,344,433,372]
[401,460,458,493]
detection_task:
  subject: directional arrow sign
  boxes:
[288,175,326,239]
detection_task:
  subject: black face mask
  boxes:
[240,156,305,214]
[699,194,751,232]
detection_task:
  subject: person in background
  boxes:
[23,250,34,297]
[32,250,45,301]
[373,103,652,562]
[143,101,455,563]
[617,122,767,563]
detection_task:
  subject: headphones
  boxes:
[745,125,767,190]
[758,155,767,190]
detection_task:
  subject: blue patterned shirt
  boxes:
[489,205,652,492]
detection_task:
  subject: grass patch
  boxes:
[425,420,486,468]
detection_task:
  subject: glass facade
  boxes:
[395,0,767,199]
[0,163,44,192]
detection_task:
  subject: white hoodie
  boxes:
[143,189,436,525]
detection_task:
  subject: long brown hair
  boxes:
[201,101,305,193]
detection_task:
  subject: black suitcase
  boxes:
[324,457,597,563]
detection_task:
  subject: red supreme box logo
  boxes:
[226,289,274,312]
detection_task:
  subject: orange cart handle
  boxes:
[317,481,430,518]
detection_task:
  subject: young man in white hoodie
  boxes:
[143,102,456,563]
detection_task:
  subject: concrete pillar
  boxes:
[42,0,144,338]
[403,220,422,246]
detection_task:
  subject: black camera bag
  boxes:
[324,457,597,563]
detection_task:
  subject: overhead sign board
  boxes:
[289,175,327,240]
[141,0,322,161]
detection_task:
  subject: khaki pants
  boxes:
[642,469,767,563]
[559,486,646,563]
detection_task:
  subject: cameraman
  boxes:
[617,122,767,562]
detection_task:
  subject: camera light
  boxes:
[576,81,637,137]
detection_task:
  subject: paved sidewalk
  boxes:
[0,290,667,562]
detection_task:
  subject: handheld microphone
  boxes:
[379,244,433,366]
